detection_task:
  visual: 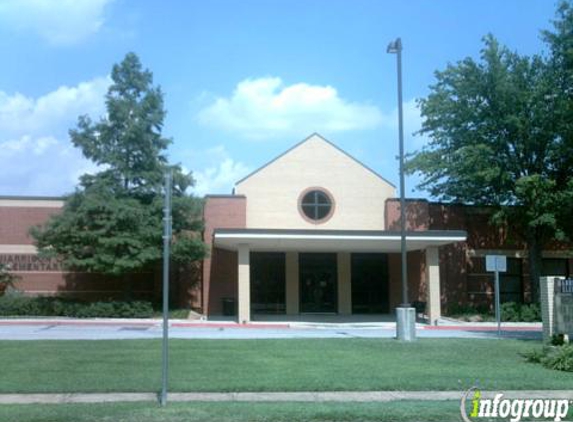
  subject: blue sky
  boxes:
[0,0,560,198]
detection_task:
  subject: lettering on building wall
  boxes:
[0,254,62,272]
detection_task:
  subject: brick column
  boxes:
[285,252,299,315]
[237,244,251,324]
[337,252,352,315]
[425,247,441,325]
[540,276,556,342]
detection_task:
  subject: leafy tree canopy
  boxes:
[32,53,206,276]
[406,3,573,296]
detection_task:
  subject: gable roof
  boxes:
[235,133,396,188]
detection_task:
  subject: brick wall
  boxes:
[0,206,61,245]
[0,200,158,303]
[202,195,246,315]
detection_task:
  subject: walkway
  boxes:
[0,318,542,340]
[1,390,571,405]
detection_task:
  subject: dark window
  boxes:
[351,253,389,313]
[301,190,332,221]
[542,258,569,277]
[500,258,523,303]
[299,253,337,313]
[467,257,523,304]
[250,253,286,314]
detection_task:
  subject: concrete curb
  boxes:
[1,390,572,405]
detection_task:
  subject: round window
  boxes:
[299,189,334,222]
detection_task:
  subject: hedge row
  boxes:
[448,301,541,322]
[500,302,541,322]
[0,293,154,318]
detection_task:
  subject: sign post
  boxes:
[486,255,507,337]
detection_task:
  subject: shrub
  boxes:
[523,345,573,372]
[542,345,573,372]
[520,303,541,322]
[0,293,154,318]
[499,302,541,322]
[0,263,18,296]
[500,302,521,321]
[522,348,545,363]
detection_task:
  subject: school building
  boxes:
[1,134,571,323]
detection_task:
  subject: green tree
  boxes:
[406,29,573,300]
[32,53,206,280]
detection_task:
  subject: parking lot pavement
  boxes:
[0,319,542,341]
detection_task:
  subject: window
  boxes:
[467,256,524,304]
[299,189,333,222]
[542,258,569,277]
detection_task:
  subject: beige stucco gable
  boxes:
[235,133,396,230]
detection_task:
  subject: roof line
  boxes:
[0,195,65,201]
[234,132,396,188]
[214,228,467,238]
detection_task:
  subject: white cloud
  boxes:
[0,0,114,45]
[0,77,110,135]
[187,146,250,196]
[197,77,384,140]
[0,77,110,195]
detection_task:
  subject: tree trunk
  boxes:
[526,228,543,304]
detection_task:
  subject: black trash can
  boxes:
[222,297,236,316]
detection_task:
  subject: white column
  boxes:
[337,252,352,315]
[237,244,251,324]
[540,276,556,342]
[286,252,299,315]
[425,247,441,325]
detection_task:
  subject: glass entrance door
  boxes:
[299,253,337,313]
[351,253,389,313]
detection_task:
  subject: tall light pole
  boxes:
[387,37,416,341]
[160,170,172,405]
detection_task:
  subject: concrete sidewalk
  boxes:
[1,390,571,405]
[0,317,542,340]
[0,317,542,330]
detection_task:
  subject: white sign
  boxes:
[486,255,507,273]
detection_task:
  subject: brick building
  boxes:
[1,133,571,322]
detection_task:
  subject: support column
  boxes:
[237,244,251,324]
[286,252,299,315]
[540,276,556,343]
[337,252,352,315]
[425,247,441,325]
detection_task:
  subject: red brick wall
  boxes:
[385,199,430,231]
[12,271,155,301]
[0,202,158,303]
[0,206,61,245]
[388,250,425,310]
[202,196,246,315]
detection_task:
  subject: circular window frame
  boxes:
[297,187,336,224]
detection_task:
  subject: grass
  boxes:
[0,401,463,422]
[0,338,570,394]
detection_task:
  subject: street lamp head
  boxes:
[387,37,402,54]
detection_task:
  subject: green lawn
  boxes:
[0,338,569,393]
[1,401,462,422]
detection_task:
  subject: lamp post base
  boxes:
[396,306,416,341]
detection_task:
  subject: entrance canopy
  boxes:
[213,228,467,252]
